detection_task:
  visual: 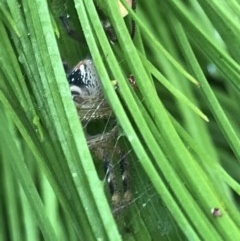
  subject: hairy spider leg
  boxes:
[104,153,121,208]
[120,151,132,204]
[102,0,137,42]
[60,0,137,43]
[59,15,83,42]
[130,0,137,39]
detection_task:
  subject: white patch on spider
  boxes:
[79,64,86,74]
[70,85,82,94]
[107,177,111,183]
[122,174,126,180]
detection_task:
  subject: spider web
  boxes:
[83,108,183,240]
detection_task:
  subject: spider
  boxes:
[101,0,137,43]
[60,0,137,43]
[67,58,132,213]
[61,0,137,214]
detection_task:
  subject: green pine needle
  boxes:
[1,0,240,240]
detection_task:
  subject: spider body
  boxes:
[69,59,102,96]
[68,59,112,121]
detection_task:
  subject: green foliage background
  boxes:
[0,0,240,240]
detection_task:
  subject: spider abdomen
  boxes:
[68,59,112,121]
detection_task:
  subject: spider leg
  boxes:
[87,126,132,213]
[59,15,83,42]
[104,153,121,208]
[87,126,121,204]
[102,0,137,42]
[130,0,137,39]
[59,15,73,35]
[120,151,132,205]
